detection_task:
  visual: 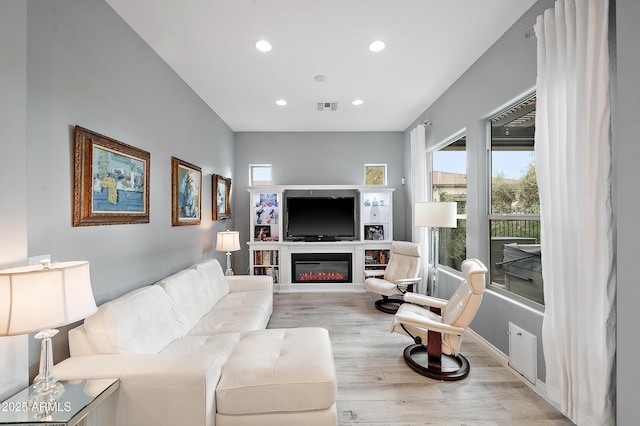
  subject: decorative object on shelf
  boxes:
[415,201,457,295]
[254,225,271,241]
[0,260,98,408]
[73,126,150,226]
[171,157,202,226]
[255,205,265,224]
[213,174,232,220]
[258,193,278,224]
[370,197,380,222]
[364,164,387,185]
[364,224,385,240]
[216,230,241,275]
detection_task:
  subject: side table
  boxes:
[0,379,119,426]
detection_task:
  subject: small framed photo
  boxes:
[364,164,387,185]
[254,226,271,241]
[171,157,202,226]
[73,126,150,226]
[213,174,232,220]
[364,224,385,240]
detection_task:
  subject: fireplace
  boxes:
[291,253,352,283]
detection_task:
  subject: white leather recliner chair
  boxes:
[364,241,422,314]
[391,258,488,380]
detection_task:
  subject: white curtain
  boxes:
[409,124,428,293]
[535,0,615,424]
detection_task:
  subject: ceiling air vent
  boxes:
[316,102,338,112]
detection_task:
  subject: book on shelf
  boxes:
[253,250,279,266]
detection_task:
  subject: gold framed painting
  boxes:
[364,164,387,185]
[213,174,232,220]
[171,157,202,226]
[73,126,150,226]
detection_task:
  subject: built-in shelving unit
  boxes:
[248,185,394,292]
[364,248,390,273]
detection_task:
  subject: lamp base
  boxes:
[30,329,66,420]
[28,381,65,420]
[33,329,60,393]
[224,251,234,276]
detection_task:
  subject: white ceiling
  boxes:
[105,0,536,132]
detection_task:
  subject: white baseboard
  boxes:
[466,328,553,405]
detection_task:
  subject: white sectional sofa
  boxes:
[53,259,337,426]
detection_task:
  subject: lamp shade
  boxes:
[0,261,98,336]
[415,202,457,228]
[216,230,241,252]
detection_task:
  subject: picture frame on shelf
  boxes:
[213,174,232,220]
[364,224,385,240]
[364,164,387,185]
[254,225,271,241]
[171,156,202,226]
[73,126,150,226]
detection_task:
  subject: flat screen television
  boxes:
[285,197,356,241]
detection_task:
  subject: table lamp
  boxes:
[216,230,241,275]
[0,260,98,401]
[415,202,457,295]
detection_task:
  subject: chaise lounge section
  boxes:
[53,259,337,426]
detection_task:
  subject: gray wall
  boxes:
[403,0,554,382]
[233,132,406,272]
[1,0,237,384]
[614,0,640,423]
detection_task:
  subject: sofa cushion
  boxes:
[187,305,269,336]
[161,333,242,358]
[84,285,180,354]
[193,259,230,306]
[216,328,336,416]
[156,268,211,336]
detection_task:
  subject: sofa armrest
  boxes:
[226,275,273,292]
[54,353,222,426]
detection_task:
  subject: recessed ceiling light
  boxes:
[368,40,386,53]
[275,99,287,106]
[352,99,364,106]
[255,40,272,53]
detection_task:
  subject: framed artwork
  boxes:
[213,174,232,220]
[73,126,150,226]
[364,164,387,185]
[254,226,271,241]
[171,157,202,226]
[364,224,385,240]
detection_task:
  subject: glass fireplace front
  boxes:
[291,252,352,283]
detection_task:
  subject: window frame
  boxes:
[486,93,543,309]
[249,164,272,186]
[428,130,467,272]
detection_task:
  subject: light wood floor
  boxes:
[267,292,573,426]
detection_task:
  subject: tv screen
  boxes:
[286,197,356,240]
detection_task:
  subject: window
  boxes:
[431,135,466,271]
[488,95,543,306]
[250,164,272,186]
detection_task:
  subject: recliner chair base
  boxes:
[403,344,470,381]
[374,296,404,314]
